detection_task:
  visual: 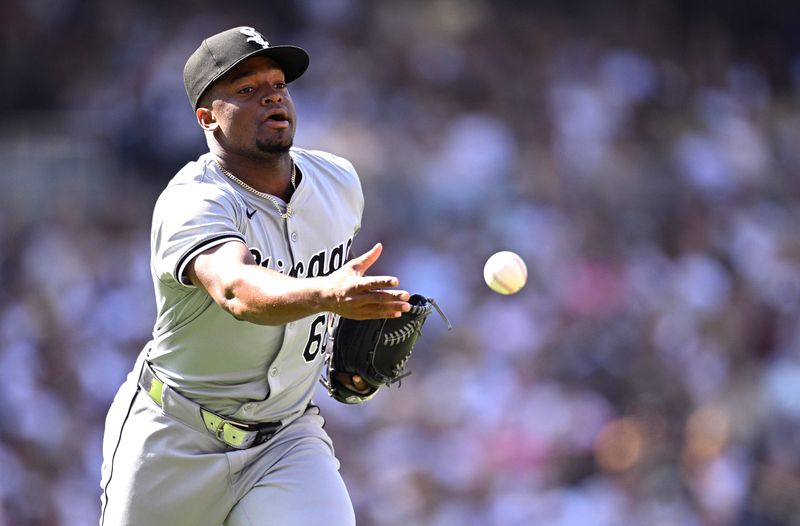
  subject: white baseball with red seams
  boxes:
[483,251,528,295]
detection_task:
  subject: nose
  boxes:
[262,89,283,105]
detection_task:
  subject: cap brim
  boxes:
[195,45,309,108]
[250,46,309,83]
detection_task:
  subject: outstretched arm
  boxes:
[187,240,411,325]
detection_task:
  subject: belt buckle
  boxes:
[206,412,282,449]
[215,420,253,449]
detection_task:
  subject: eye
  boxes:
[274,82,287,90]
[238,86,255,94]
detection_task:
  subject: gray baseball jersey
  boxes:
[99,146,362,525]
[148,146,362,422]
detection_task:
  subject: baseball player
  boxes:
[99,26,411,526]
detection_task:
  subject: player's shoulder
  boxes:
[291,147,358,182]
[155,153,241,208]
[162,153,235,197]
[168,153,223,187]
[291,147,355,169]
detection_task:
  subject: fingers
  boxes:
[334,288,411,319]
[348,243,382,275]
[334,372,371,394]
[366,289,411,302]
[348,298,411,319]
[328,242,412,319]
[351,375,367,392]
[355,276,402,291]
[356,289,411,309]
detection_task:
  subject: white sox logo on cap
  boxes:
[240,27,269,49]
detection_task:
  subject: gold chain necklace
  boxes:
[215,160,296,219]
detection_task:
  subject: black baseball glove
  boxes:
[323,294,450,404]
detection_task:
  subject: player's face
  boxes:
[208,56,297,157]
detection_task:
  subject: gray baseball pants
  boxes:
[99,361,355,526]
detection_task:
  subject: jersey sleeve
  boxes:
[151,182,245,287]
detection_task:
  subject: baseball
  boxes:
[483,251,528,295]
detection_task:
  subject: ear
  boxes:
[196,107,219,131]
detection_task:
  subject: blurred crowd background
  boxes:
[3,0,800,524]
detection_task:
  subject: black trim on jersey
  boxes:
[174,234,245,286]
[99,380,141,525]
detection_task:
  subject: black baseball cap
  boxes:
[184,26,309,109]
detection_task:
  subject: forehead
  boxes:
[221,55,285,84]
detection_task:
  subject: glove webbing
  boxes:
[370,297,451,385]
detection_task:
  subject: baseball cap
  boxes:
[184,26,309,109]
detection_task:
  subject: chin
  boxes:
[255,139,293,155]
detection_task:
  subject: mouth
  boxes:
[263,109,290,128]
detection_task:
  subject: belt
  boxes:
[138,361,282,450]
